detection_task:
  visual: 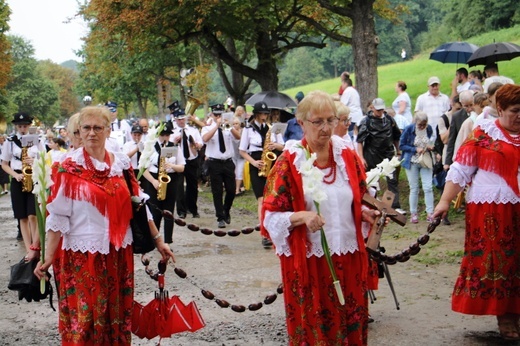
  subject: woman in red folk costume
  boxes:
[433,84,520,341]
[262,90,379,346]
[34,106,174,345]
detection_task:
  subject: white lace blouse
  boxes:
[46,149,150,254]
[447,120,520,205]
[263,137,362,258]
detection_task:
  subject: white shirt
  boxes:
[239,122,265,153]
[46,150,151,254]
[202,122,235,159]
[171,125,202,160]
[392,92,413,123]
[483,75,515,93]
[145,141,186,174]
[263,137,360,257]
[340,87,363,125]
[447,120,520,205]
[415,91,451,130]
[0,133,45,170]
[456,81,471,93]
[122,140,141,168]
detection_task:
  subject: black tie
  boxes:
[136,142,141,163]
[218,128,225,153]
[182,129,190,159]
[111,123,115,131]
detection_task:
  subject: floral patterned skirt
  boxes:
[57,245,134,345]
[452,202,520,315]
[280,251,368,346]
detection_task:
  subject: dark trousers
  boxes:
[146,172,180,243]
[207,159,236,221]
[386,170,401,209]
[184,158,200,214]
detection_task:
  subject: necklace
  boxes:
[312,142,337,184]
[83,148,111,184]
[496,120,520,146]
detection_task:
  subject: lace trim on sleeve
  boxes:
[264,210,293,256]
[46,214,70,234]
[446,162,474,188]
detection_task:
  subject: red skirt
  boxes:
[57,245,134,346]
[280,251,368,346]
[452,202,520,315]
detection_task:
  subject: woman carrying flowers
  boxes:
[33,106,174,345]
[262,91,380,346]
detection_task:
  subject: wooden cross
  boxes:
[362,190,407,251]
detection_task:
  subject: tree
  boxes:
[7,36,59,126]
[39,60,80,119]
[0,0,12,127]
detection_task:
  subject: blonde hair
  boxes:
[296,91,337,122]
[334,101,351,118]
[79,106,111,127]
[67,113,81,135]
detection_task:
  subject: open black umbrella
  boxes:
[429,42,479,64]
[467,42,520,67]
[245,91,297,109]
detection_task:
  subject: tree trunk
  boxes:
[351,0,378,113]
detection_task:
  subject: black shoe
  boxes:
[192,213,200,218]
[261,237,273,248]
[442,217,451,225]
[224,213,231,225]
[217,220,226,228]
[16,232,23,241]
[178,213,186,219]
[368,314,375,323]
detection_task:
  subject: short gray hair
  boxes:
[414,110,428,124]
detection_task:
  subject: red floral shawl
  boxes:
[262,144,368,283]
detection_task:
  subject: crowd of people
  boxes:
[0,61,518,344]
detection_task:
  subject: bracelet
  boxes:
[153,233,162,241]
[29,245,41,251]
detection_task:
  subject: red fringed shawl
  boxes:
[51,156,134,249]
[455,123,520,196]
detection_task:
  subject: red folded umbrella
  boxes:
[132,273,205,340]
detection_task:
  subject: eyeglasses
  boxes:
[306,117,338,129]
[337,117,352,126]
[73,131,80,138]
[80,125,107,134]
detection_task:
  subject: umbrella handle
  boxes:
[158,274,165,289]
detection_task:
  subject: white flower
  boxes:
[389,156,401,168]
[366,156,402,188]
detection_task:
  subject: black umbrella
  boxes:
[467,42,520,67]
[245,91,297,109]
[429,42,479,64]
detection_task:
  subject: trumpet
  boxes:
[220,123,232,130]
[258,125,277,177]
[157,156,171,201]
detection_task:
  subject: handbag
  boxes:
[123,170,156,254]
[418,151,433,169]
[8,257,55,310]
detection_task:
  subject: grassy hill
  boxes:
[284,25,520,108]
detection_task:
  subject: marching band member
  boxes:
[142,122,185,243]
[201,104,239,229]
[1,113,45,259]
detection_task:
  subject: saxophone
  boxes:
[21,147,33,192]
[157,156,171,201]
[258,125,277,177]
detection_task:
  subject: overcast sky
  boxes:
[6,0,87,63]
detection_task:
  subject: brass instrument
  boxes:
[157,156,171,201]
[21,147,33,192]
[258,125,277,177]
[220,123,232,130]
[185,95,202,127]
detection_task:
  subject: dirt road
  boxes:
[0,191,512,345]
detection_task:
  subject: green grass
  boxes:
[284,25,520,106]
